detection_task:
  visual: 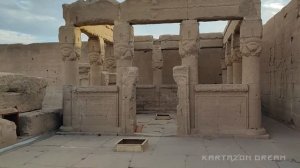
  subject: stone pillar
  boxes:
[114,21,135,134]
[152,41,163,86]
[221,58,227,84]
[179,20,199,132]
[88,37,105,86]
[120,67,138,134]
[225,42,233,84]
[232,33,242,84]
[59,26,81,85]
[113,21,134,86]
[59,26,81,131]
[78,63,90,86]
[240,18,263,130]
[174,66,190,135]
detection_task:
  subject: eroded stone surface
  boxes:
[0,73,47,113]
[0,118,17,148]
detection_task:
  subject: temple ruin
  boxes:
[0,0,299,156]
[52,0,267,137]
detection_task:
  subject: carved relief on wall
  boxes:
[179,39,199,58]
[240,37,262,57]
[60,44,80,61]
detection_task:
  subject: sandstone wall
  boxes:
[261,0,300,129]
[0,43,63,109]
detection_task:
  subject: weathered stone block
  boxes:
[19,109,62,136]
[0,118,17,148]
[0,73,47,113]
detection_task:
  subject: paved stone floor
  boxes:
[136,113,177,136]
[0,117,300,168]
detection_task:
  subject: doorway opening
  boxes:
[133,23,180,136]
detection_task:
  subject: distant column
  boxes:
[221,58,227,84]
[88,37,105,86]
[225,42,233,84]
[232,33,242,84]
[152,41,163,86]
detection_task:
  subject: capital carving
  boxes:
[240,37,262,57]
[225,53,233,66]
[88,37,105,66]
[232,48,242,63]
[114,42,134,60]
[60,44,80,61]
[105,56,116,72]
[179,39,199,58]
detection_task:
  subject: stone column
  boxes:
[152,41,163,86]
[113,21,135,134]
[120,67,138,134]
[232,33,242,84]
[88,37,105,86]
[240,18,263,130]
[225,42,233,84]
[113,21,134,86]
[59,26,81,85]
[179,20,199,132]
[221,58,227,84]
[174,66,190,135]
[59,26,81,131]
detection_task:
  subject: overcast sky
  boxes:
[0,0,291,44]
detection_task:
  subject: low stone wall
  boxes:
[68,86,119,133]
[136,85,178,114]
[193,84,249,135]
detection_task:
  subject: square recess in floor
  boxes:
[115,138,148,152]
[155,114,171,120]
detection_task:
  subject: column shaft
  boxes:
[240,18,263,129]
[179,20,199,133]
[88,37,105,86]
[59,26,81,131]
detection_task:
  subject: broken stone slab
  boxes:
[0,118,17,148]
[0,72,47,113]
[19,108,62,136]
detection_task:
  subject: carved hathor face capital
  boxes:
[240,38,262,57]
[60,43,80,61]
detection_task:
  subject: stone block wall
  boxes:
[194,84,249,135]
[0,43,63,109]
[261,0,300,129]
[136,85,178,114]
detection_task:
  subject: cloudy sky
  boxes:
[0,0,291,44]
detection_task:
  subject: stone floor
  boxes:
[0,116,300,168]
[136,113,177,136]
